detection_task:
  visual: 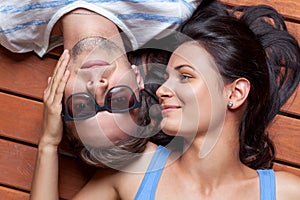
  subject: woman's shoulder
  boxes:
[275,171,300,199]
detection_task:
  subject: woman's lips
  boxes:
[161,105,181,114]
[81,60,109,69]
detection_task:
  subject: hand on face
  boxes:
[40,50,70,148]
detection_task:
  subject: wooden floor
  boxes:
[0,0,300,199]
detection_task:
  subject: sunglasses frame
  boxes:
[63,85,142,121]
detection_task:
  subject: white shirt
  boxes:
[0,0,200,57]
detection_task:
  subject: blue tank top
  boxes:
[134,146,276,200]
[257,169,276,200]
[134,145,171,200]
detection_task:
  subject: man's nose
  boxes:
[86,77,109,105]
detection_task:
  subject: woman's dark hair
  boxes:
[128,44,174,146]
[179,2,300,169]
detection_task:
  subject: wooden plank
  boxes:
[0,47,56,100]
[0,91,80,153]
[49,46,64,58]
[0,186,29,200]
[286,21,300,45]
[268,115,300,166]
[219,0,300,21]
[0,139,95,199]
[58,157,95,199]
[0,92,43,145]
[0,139,37,191]
[273,163,300,177]
[218,1,300,45]
[281,86,300,116]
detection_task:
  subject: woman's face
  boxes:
[156,42,226,143]
[64,39,143,148]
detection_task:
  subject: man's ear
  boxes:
[225,78,250,109]
[131,65,144,89]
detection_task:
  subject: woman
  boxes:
[151,3,300,199]
[31,1,300,199]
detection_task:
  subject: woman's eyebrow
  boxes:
[174,64,195,71]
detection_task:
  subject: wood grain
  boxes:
[0,186,29,200]
[281,86,300,116]
[0,92,43,145]
[273,163,300,177]
[269,115,300,166]
[0,139,95,199]
[219,0,300,21]
[0,48,56,100]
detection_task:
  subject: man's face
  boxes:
[64,38,143,148]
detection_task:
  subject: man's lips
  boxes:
[81,60,109,69]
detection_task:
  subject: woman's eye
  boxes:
[179,74,192,81]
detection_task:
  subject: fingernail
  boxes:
[63,49,68,56]
[65,70,70,76]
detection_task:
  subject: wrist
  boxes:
[38,139,59,152]
[38,144,59,156]
[39,130,62,147]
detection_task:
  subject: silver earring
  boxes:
[228,101,233,108]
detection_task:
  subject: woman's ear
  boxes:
[131,65,144,89]
[225,78,250,109]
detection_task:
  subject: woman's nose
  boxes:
[156,84,173,100]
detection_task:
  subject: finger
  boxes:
[48,77,52,84]
[53,69,70,106]
[45,50,68,102]
[43,77,52,98]
[51,49,69,81]
[47,50,69,96]
[43,77,51,100]
[49,50,70,102]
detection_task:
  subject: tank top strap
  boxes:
[257,169,276,200]
[134,145,171,200]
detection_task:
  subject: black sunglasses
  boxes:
[63,85,142,121]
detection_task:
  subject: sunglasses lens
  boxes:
[107,87,135,111]
[68,94,95,119]
[65,86,139,120]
